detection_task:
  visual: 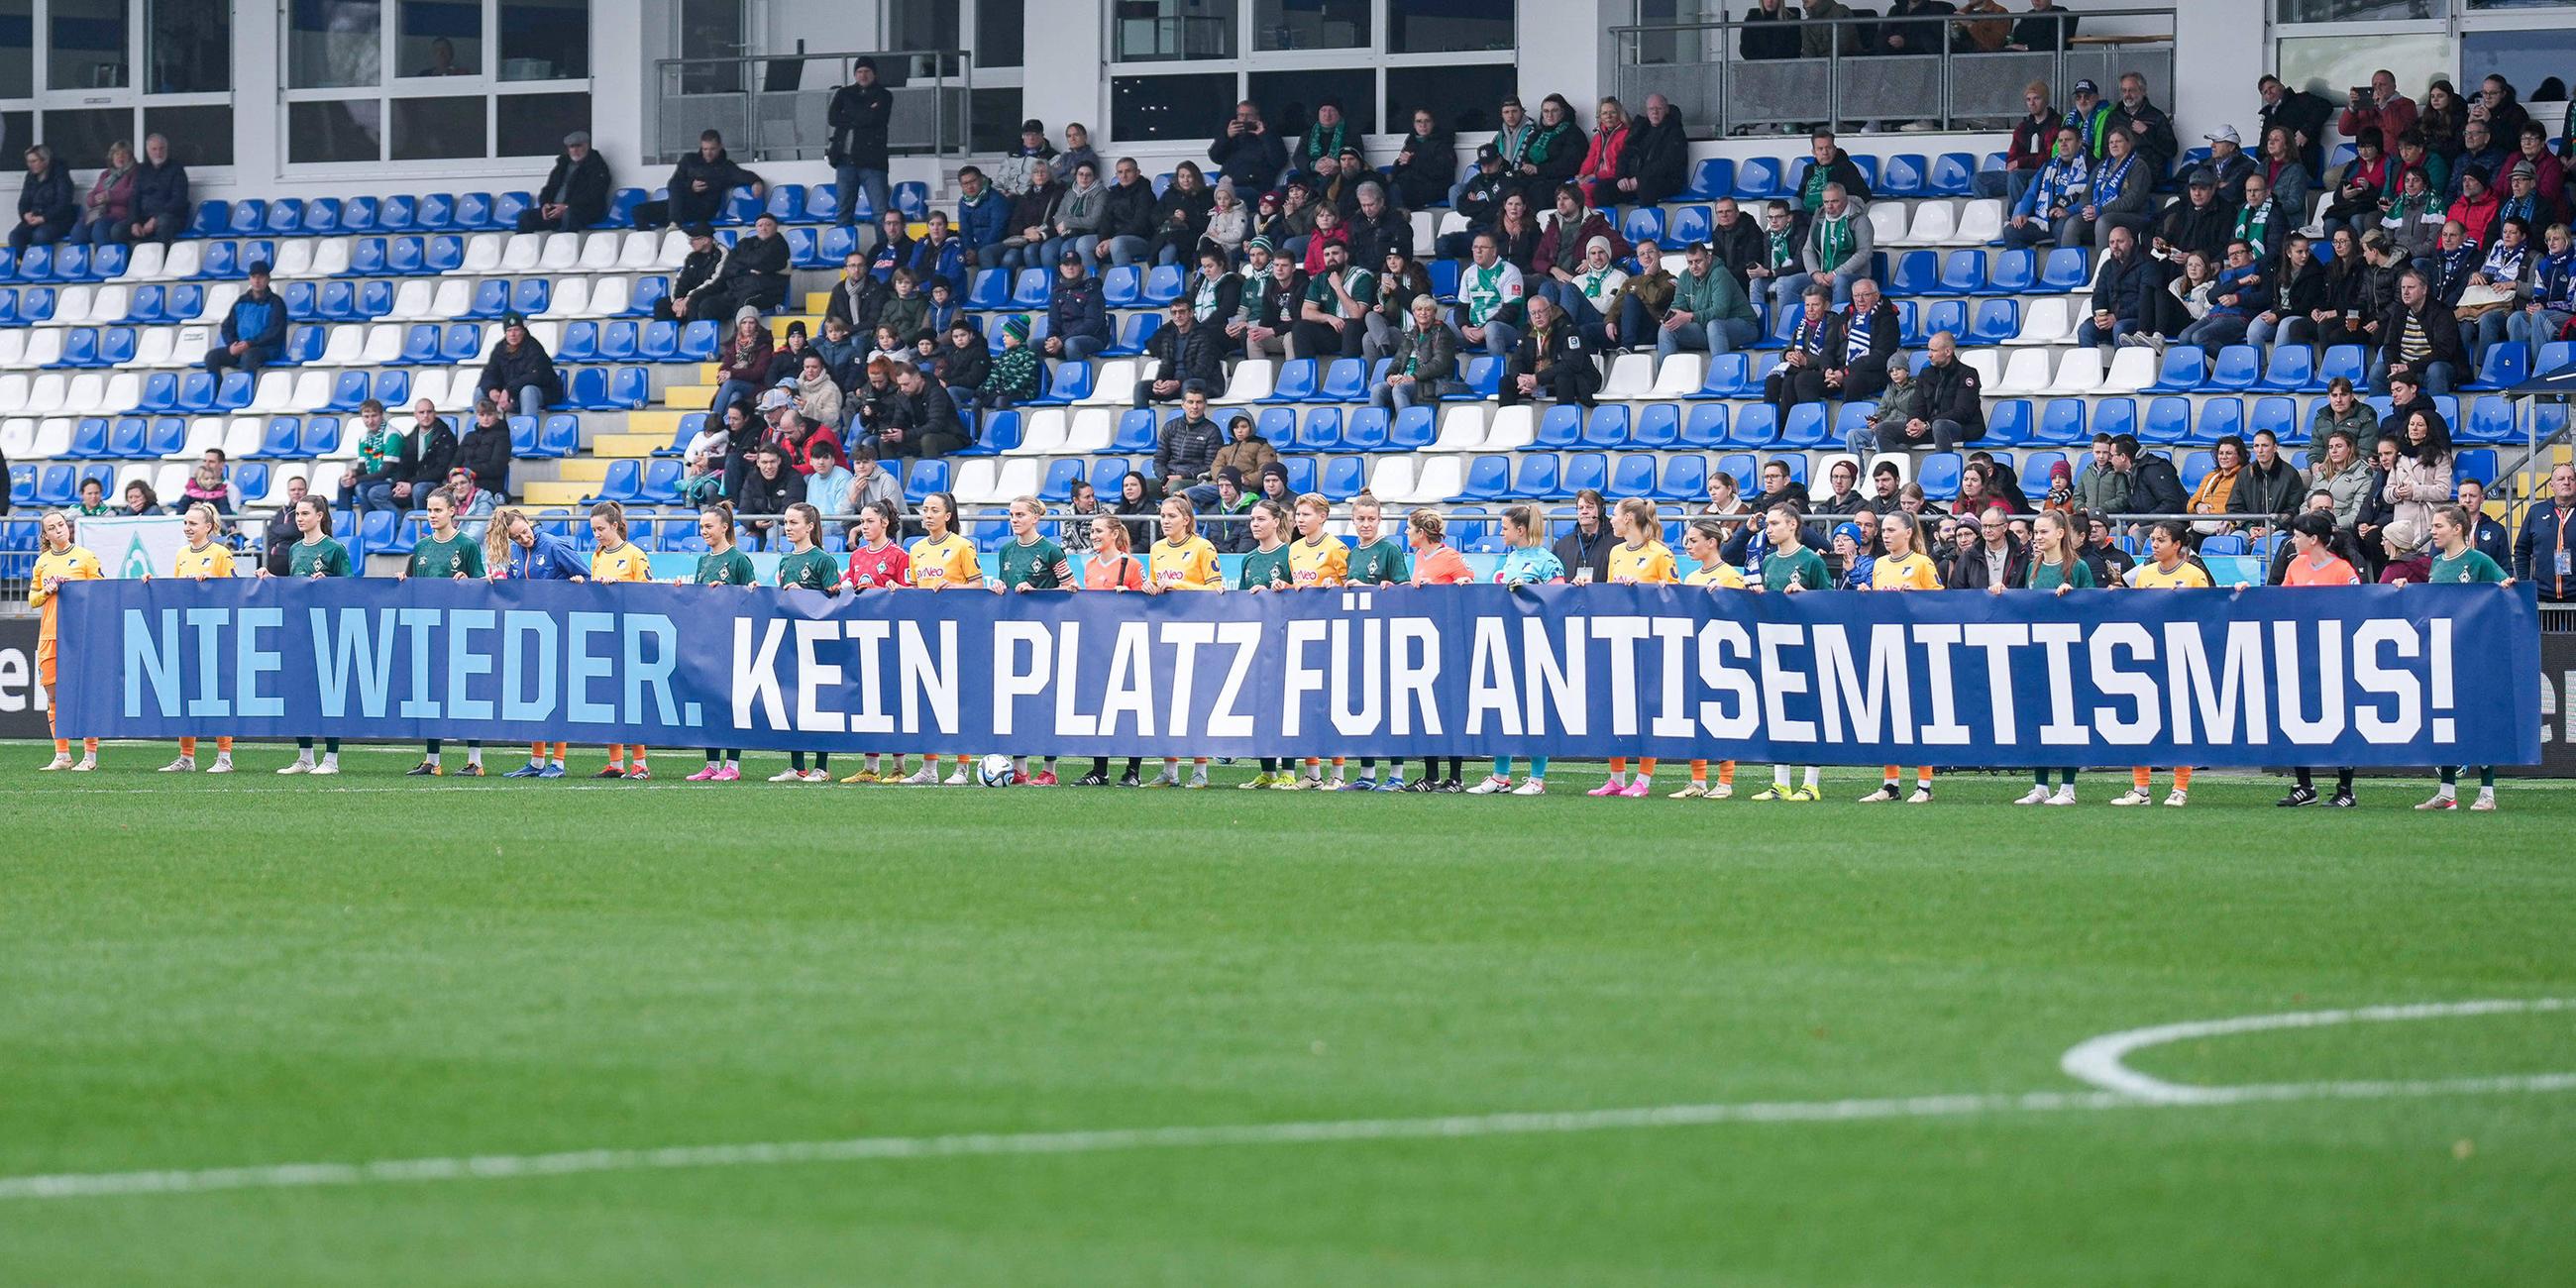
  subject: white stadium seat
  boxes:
[1597,352,1654,400]
[1483,404,1536,450]
[221,416,267,458]
[1648,353,1704,398]
[249,372,296,414]
[60,374,107,416]
[429,277,472,319]
[1867,201,1908,247]
[616,232,661,270]
[498,235,544,272]
[2047,347,2103,395]
[1014,409,1068,455]
[1429,404,1488,452]
[96,373,141,415]
[950,459,1002,504]
[1992,348,2053,395]
[1061,408,1114,453]
[289,370,333,411]
[162,242,204,277]
[459,233,505,273]
[991,457,1039,501]
[1954,199,2004,245]
[52,286,96,326]
[173,416,225,459]
[541,277,590,318]
[1082,360,1137,404]
[2094,346,2157,393]
[0,332,22,367]
[2006,296,2074,347]
[388,279,438,321]
[1221,360,1275,402]
[590,276,633,316]
[0,419,35,459]
[30,416,72,458]
[25,374,67,414]
[358,324,404,365]
[577,233,621,271]
[310,238,353,276]
[1407,454,1464,503]
[129,328,176,367]
[1367,455,1416,500]
[122,242,166,280]
[271,240,316,277]
[1894,202,1955,247]
[21,330,62,368]
[656,229,694,268]
[537,233,582,272]
[318,325,365,366]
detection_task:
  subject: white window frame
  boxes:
[279,0,593,175]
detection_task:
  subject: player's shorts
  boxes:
[36,639,54,689]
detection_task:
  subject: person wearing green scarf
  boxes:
[1770,183,1874,313]
[1297,99,1348,184]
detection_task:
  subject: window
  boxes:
[1115,0,1238,62]
[288,98,382,164]
[2462,27,2576,96]
[1111,71,1234,142]
[0,0,29,98]
[0,112,29,167]
[499,0,589,81]
[144,102,231,165]
[2274,0,2434,18]
[398,0,483,79]
[1387,63,1521,135]
[391,94,484,160]
[146,0,228,92]
[41,106,128,165]
[495,90,588,155]
[889,0,959,51]
[976,0,1025,68]
[1253,0,1366,52]
[290,0,381,89]
[1247,67,1374,138]
[1390,0,1513,54]
[970,87,1025,153]
[2277,34,2451,110]
[48,0,127,91]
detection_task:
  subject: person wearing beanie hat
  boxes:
[827,55,895,223]
[478,300,563,418]
[205,250,287,375]
[519,129,611,233]
[656,222,725,322]
[1295,97,1349,184]
[976,313,1044,411]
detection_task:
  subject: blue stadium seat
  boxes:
[1341,406,1390,451]
[1887,250,1939,297]
[1101,266,1142,307]
[1939,250,1988,294]
[1666,205,1712,247]
[2207,345,2261,391]
[556,322,599,364]
[2039,247,2091,291]
[63,417,110,459]
[186,201,229,238]
[385,236,427,274]
[356,279,394,318]
[1691,353,1755,398]
[1105,311,1161,357]
[1682,158,1735,200]
[586,460,643,504]
[454,193,493,230]
[53,328,97,369]
[607,368,650,409]
[1918,453,1964,498]
[1141,265,1184,304]
[2141,396,2193,444]
[1028,360,1094,406]
[1581,404,1632,447]
[1280,456,1315,494]
[2093,397,2137,442]
[34,466,77,507]
[1609,454,1659,497]
[1878,154,1928,198]
[227,200,267,236]
[1457,454,1512,501]
[1318,358,1367,401]
[400,324,442,365]
[341,238,384,277]
[538,413,581,457]
[2178,450,2214,496]
[2257,344,2313,391]
[1921,299,1968,343]
[510,278,551,315]
[1778,402,1828,448]
[1010,269,1050,307]
[1732,157,1784,199]
[1260,359,1318,403]
[299,415,342,456]
[2465,343,2527,391]
[2317,344,2367,388]
[1318,455,1365,500]
[1983,249,2036,295]
[172,370,218,413]
[1968,298,2019,344]
[89,245,128,279]
[1040,458,1086,503]
[1296,408,1343,452]
[372,370,409,407]
[1679,403,1729,446]
[2250,396,2299,443]
[2144,347,2208,392]
[2463,395,2517,443]
[600,321,644,362]
[967,268,1009,310]
[338,196,378,232]
[1621,208,1665,246]
[2191,398,2243,446]
[250,416,301,459]
[1729,403,1778,446]
[145,416,188,456]
[1714,453,1757,491]
[508,416,541,458]
[1985,399,2031,446]
[417,193,457,231]
[1531,404,1582,449]
[677,320,719,361]
[1562,452,1609,497]
[2456,446,2498,484]
[50,246,84,280]
[1632,402,1679,448]
[1510,453,1561,498]
[1460,355,1502,397]
[263,199,304,236]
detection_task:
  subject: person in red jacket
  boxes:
[1576,98,1630,209]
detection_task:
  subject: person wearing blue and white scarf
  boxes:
[2071,127,2151,249]
[2466,216,2536,356]
[2505,222,2575,354]
[2004,132,2090,250]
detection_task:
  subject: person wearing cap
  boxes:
[2110,72,2178,177]
[1209,99,1288,193]
[1551,236,1630,348]
[2062,78,2114,161]
[1043,251,1110,363]
[516,131,610,233]
[476,313,562,420]
[2200,126,2256,205]
[1500,294,1600,409]
[1436,146,1513,258]
[656,223,724,322]
[205,259,286,375]
[694,212,793,319]
[2446,166,2502,253]
[2150,167,2232,264]
[1295,98,1350,187]
[1387,108,1456,212]
[2257,74,2334,179]
[826,56,895,226]
[1533,183,1624,300]
[996,117,1058,198]
[980,316,1044,408]
[1656,239,1756,362]
[2496,153,2562,246]
[1138,300,1224,409]
[642,129,765,231]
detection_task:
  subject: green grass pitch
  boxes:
[4,741,2573,1286]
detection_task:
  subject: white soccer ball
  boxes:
[978,753,1016,787]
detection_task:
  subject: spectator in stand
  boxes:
[1829,278,1900,402]
[516,133,609,233]
[1137,301,1224,409]
[2507,220,2574,355]
[932,317,989,407]
[994,118,1057,198]
[1432,146,1510,260]
[1321,147,1374,216]
[2456,477,2511,568]
[655,224,723,323]
[1294,240,1378,361]
[455,397,513,499]
[1794,132,1875,222]
[1211,411,1280,492]
[2004,129,2091,250]
[951,165,1014,272]
[691,213,792,318]
[2463,217,2533,356]
[1153,386,1224,501]
[1052,123,1102,191]
[2379,369,2436,451]
[1552,488,1615,583]
[1740,0,1800,60]
[2310,376,2378,454]
[2005,0,2077,50]
[2514,463,2576,602]
[2111,72,2179,178]
[2151,168,2233,266]
[708,310,773,427]
[124,134,188,245]
[1042,251,1110,363]
[2061,78,2114,161]
[1500,295,1600,408]
[1146,161,1215,268]
[10,144,74,250]
[2381,164,2446,266]
[1183,246,1245,341]
[1945,505,2029,590]
[2447,168,2502,254]
[2420,80,2467,162]
[999,161,1062,270]
[1039,161,1109,271]
[910,211,968,293]
[2341,71,2416,154]
[2309,428,2374,533]
[401,398,460,511]
[338,400,412,515]
[1090,157,1158,272]
[2256,126,2312,230]
[1367,246,1434,354]
[1210,100,1289,194]
[2232,428,2304,528]
[2176,240,2270,353]
[1371,295,1464,411]
[2199,125,2257,204]
[1485,190,1545,274]
[205,260,286,375]
[2355,437,2406,576]
[2384,408,2454,536]
[1293,99,1352,186]
[1451,232,1528,357]
[1656,239,1757,361]
[639,130,763,230]
[2073,435,2130,516]
[792,350,845,434]
[2373,269,2462,394]
[2321,130,2389,239]
[879,363,970,460]
[1293,189,1349,268]
[1906,331,1986,452]
[1201,179,1248,264]
[2249,232,2326,354]
[1703,196,1766,288]
[872,268,929,349]
[1773,182,1871,311]
[261,479,305,576]
[2233,171,2289,264]
[1606,239,1674,350]
[734,445,805,551]
[2113,433,2188,525]
[2385,128,2449,217]
[1853,356,1921,456]
[1800,0,1862,56]
[2507,128,2566,225]
[1512,95,1586,197]
[2257,74,2334,178]
[826,57,894,227]
[865,209,912,282]
[476,314,561,420]
[1534,184,1624,301]
[1388,108,1456,211]
[1342,182,1404,272]
[2078,224,2159,355]
[1984,81,2065,205]
[1764,282,1838,415]
[2450,122,2508,205]
[1876,0,1956,59]
[818,252,881,337]
[1577,98,1630,210]
[64,139,136,246]
[2065,122,2152,251]
[1235,245,1304,360]
[2477,75,2533,155]
[1551,237,1629,347]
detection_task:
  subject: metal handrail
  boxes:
[1608,8,2178,139]
[646,48,972,166]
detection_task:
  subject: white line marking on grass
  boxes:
[3,1000,2570,1203]
[2060,998,2576,1104]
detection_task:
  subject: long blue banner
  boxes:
[54,580,2541,767]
